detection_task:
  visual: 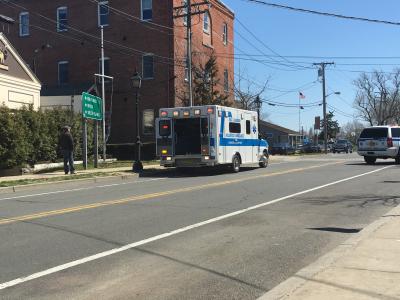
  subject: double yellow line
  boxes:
[0,161,341,226]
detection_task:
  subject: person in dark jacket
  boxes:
[59,126,76,174]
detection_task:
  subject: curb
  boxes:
[258,204,400,300]
[0,167,165,194]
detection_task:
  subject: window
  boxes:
[203,11,210,33]
[159,120,171,136]
[182,0,187,26]
[229,122,241,133]
[98,57,110,82]
[246,120,251,135]
[142,54,154,79]
[143,109,155,135]
[141,0,152,21]
[184,54,189,81]
[223,69,229,92]
[19,12,29,36]
[98,1,109,26]
[58,61,69,85]
[57,7,68,32]
[391,128,400,137]
[360,128,388,139]
[98,57,110,76]
[222,23,228,45]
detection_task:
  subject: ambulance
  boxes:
[155,105,269,172]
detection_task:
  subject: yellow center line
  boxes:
[0,161,342,226]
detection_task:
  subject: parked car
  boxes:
[332,139,353,153]
[298,143,321,153]
[357,126,400,164]
[270,143,296,155]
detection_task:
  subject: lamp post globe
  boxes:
[131,72,143,172]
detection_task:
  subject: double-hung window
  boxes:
[222,23,228,45]
[58,61,69,85]
[57,7,68,32]
[203,11,210,33]
[141,0,152,21]
[19,12,29,36]
[223,69,229,92]
[142,54,154,79]
[98,1,109,26]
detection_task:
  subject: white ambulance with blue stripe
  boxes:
[357,126,400,164]
[156,105,269,172]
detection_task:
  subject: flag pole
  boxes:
[298,92,301,135]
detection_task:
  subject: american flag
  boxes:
[299,92,305,99]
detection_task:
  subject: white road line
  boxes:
[0,178,166,202]
[0,166,392,290]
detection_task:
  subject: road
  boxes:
[0,154,398,299]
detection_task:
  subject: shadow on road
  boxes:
[307,227,361,234]
[345,161,397,166]
[138,166,259,178]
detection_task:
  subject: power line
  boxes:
[242,0,400,26]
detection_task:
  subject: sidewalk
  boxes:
[260,204,400,300]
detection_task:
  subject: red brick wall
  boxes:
[173,0,234,107]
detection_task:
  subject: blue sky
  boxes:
[223,0,400,132]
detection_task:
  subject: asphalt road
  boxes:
[0,153,399,299]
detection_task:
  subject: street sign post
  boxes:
[82,92,103,169]
[82,92,102,120]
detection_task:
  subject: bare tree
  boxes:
[353,70,400,125]
[234,72,269,110]
[340,120,366,144]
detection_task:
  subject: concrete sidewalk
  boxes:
[260,204,400,300]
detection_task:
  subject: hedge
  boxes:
[0,105,98,169]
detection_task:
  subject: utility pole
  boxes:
[174,1,209,107]
[314,62,334,154]
[100,25,106,163]
[255,95,262,139]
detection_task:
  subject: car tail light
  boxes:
[387,137,393,147]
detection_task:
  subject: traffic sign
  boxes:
[82,92,102,120]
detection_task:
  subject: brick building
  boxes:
[0,0,234,152]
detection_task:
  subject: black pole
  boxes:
[133,90,143,172]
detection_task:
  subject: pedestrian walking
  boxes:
[59,126,76,175]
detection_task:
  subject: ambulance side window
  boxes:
[246,120,251,135]
[159,120,171,136]
[229,122,241,133]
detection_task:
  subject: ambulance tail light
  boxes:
[201,146,209,155]
[161,149,168,155]
[207,107,214,114]
[161,111,168,117]
[387,137,393,147]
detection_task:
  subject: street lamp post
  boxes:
[132,72,143,172]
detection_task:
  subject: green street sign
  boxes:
[82,92,102,120]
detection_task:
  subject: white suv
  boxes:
[357,126,400,164]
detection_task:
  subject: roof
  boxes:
[0,33,41,85]
[216,0,234,15]
[260,120,300,135]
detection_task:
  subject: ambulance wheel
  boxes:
[259,155,268,168]
[232,155,241,173]
[395,156,400,165]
